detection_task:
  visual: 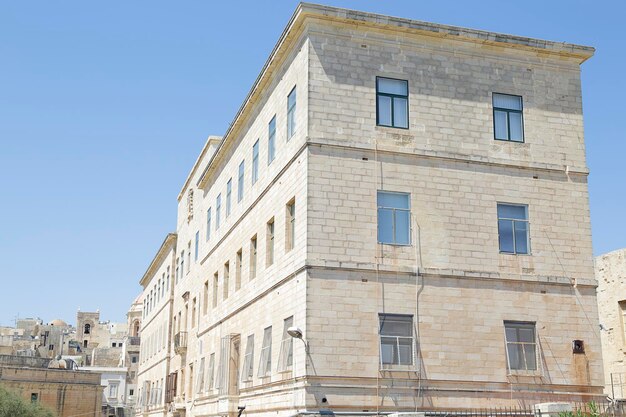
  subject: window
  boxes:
[226,178,232,217]
[162,273,166,298]
[216,194,221,229]
[213,272,218,308]
[250,236,257,279]
[194,231,199,262]
[192,298,197,328]
[207,353,215,390]
[241,334,254,382]
[30,393,38,403]
[206,208,212,241]
[187,243,191,273]
[109,381,119,398]
[223,262,230,300]
[180,251,185,278]
[252,140,259,184]
[166,266,170,292]
[377,191,410,245]
[131,355,138,363]
[504,321,537,371]
[266,218,275,266]
[497,203,530,254]
[48,344,54,351]
[278,316,294,371]
[268,116,276,164]
[376,77,408,129]
[175,259,179,284]
[238,160,245,202]
[203,280,209,315]
[236,249,242,291]
[287,86,296,139]
[129,389,134,396]
[196,357,205,394]
[379,314,413,367]
[493,93,524,142]
[258,326,272,377]
[286,200,295,251]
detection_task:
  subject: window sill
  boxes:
[380,365,418,372]
[507,369,542,378]
[494,138,525,144]
[378,242,412,247]
[499,251,532,256]
[376,124,409,131]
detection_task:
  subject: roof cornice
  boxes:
[139,233,177,287]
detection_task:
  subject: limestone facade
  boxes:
[135,3,599,416]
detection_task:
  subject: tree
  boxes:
[0,385,55,417]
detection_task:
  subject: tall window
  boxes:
[497,203,530,254]
[206,208,211,241]
[180,252,185,278]
[286,200,295,251]
[504,321,537,371]
[376,77,408,129]
[250,236,257,279]
[191,298,197,328]
[377,191,410,245]
[194,231,199,262]
[161,273,165,298]
[268,116,276,164]
[196,358,205,394]
[212,272,218,308]
[166,267,170,293]
[236,249,242,291]
[278,316,294,371]
[266,218,275,266]
[223,262,230,300]
[252,140,259,184]
[238,160,245,202]
[241,334,254,382]
[216,194,221,230]
[226,179,232,217]
[203,280,209,315]
[258,326,272,377]
[287,86,296,139]
[207,353,215,390]
[187,243,191,273]
[175,258,179,284]
[379,314,413,367]
[493,93,524,142]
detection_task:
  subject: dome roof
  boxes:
[50,319,68,327]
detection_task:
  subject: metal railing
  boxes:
[174,332,188,354]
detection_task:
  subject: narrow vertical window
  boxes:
[206,208,212,241]
[191,297,197,328]
[187,242,191,273]
[250,235,257,280]
[286,200,295,251]
[493,93,524,142]
[376,77,408,129]
[287,86,297,139]
[252,140,259,184]
[238,160,245,202]
[161,273,165,298]
[213,272,218,308]
[242,334,254,381]
[236,249,242,291]
[175,259,179,284]
[166,266,170,292]
[278,316,294,371]
[266,218,275,266]
[226,178,232,217]
[223,262,230,300]
[180,252,185,278]
[497,203,530,254]
[207,353,215,390]
[268,115,276,164]
[377,191,410,245]
[258,326,272,377]
[504,321,537,371]
[216,194,221,230]
[194,231,199,262]
[203,281,209,315]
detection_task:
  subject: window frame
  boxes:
[268,115,276,164]
[287,86,296,139]
[503,321,538,372]
[278,316,294,372]
[378,313,415,369]
[238,160,245,202]
[376,76,409,130]
[241,334,254,382]
[226,178,232,217]
[206,208,211,241]
[377,191,411,246]
[216,194,221,230]
[492,92,525,143]
[258,326,272,377]
[497,203,530,255]
[252,140,259,185]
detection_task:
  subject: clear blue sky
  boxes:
[0,1,623,326]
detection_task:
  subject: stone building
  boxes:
[596,249,626,398]
[0,355,103,417]
[135,3,600,416]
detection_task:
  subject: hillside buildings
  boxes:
[135,3,599,416]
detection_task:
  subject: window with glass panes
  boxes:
[238,160,245,202]
[268,116,276,164]
[504,321,537,371]
[226,179,232,217]
[497,203,530,254]
[287,87,296,139]
[377,191,410,245]
[216,194,221,229]
[252,140,259,184]
[493,93,524,142]
[376,77,408,128]
[379,314,413,366]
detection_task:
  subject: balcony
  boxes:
[127,336,140,346]
[174,332,188,355]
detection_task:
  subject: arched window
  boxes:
[84,324,91,334]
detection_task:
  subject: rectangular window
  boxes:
[180,252,185,278]
[196,357,205,394]
[278,316,294,371]
[206,208,212,241]
[191,297,197,328]
[287,86,296,139]
[236,249,242,291]
[166,267,170,292]
[223,262,230,300]
[207,353,215,390]
[241,334,254,382]
[194,231,199,262]
[497,203,530,254]
[268,115,276,164]
[216,194,221,229]
[213,272,218,308]
[187,243,191,273]
[504,321,537,371]
[379,314,414,367]
[203,280,209,315]
[266,218,275,266]
[258,326,272,377]
[376,77,408,129]
[286,200,295,251]
[250,235,257,280]
[238,160,245,202]
[252,140,259,184]
[493,93,524,142]
[226,178,232,217]
[31,393,38,403]
[377,191,410,245]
